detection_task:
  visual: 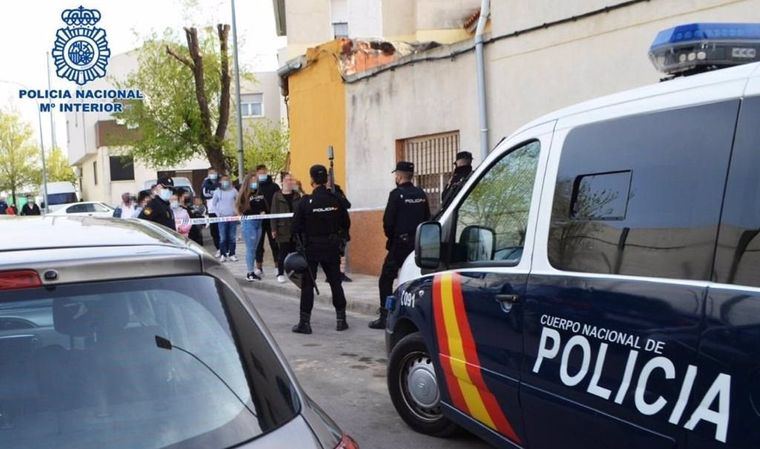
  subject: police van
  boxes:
[384,25,760,449]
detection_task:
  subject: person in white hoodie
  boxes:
[211,174,239,261]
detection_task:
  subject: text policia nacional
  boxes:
[533,314,730,443]
[19,89,143,113]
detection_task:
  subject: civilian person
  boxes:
[188,195,206,246]
[237,173,268,281]
[112,193,135,218]
[170,193,192,238]
[271,172,301,283]
[201,167,221,256]
[253,164,280,276]
[21,196,41,216]
[212,174,238,262]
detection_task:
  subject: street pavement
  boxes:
[239,285,490,449]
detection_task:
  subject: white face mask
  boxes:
[170,200,180,209]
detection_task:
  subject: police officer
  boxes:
[369,161,430,329]
[291,164,351,334]
[138,177,176,231]
[441,150,474,207]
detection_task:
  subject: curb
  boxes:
[237,276,378,316]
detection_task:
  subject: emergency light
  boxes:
[649,23,760,76]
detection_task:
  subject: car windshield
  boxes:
[0,275,299,449]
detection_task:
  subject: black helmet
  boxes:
[284,252,308,274]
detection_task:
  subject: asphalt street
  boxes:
[241,285,490,449]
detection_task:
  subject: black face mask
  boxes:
[454,164,472,175]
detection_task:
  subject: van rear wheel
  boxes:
[387,332,459,437]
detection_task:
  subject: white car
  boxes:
[47,201,115,217]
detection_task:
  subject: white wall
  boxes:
[345,47,479,209]
[344,0,760,209]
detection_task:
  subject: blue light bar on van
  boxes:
[649,23,760,75]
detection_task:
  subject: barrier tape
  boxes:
[176,207,381,226]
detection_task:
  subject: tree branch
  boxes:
[165,46,193,69]
[183,27,213,145]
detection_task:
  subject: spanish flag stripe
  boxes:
[440,273,496,429]
[449,273,522,443]
[432,275,468,411]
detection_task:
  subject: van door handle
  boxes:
[494,294,520,313]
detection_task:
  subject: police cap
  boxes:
[156,176,174,188]
[392,161,414,173]
[454,151,473,163]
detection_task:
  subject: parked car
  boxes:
[385,60,760,448]
[46,201,115,217]
[0,216,358,449]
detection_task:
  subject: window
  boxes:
[452,141,540,265]
[333,22,349,38]
[109,155,135,181]
[0,276,298,448]
[401,131,459,212]
[67,203,94,214]
[92,161,97,185]
[241,94,263,117]
[93,203,111,213]
[714,96,760,287]
[571,170,632,220]
[548,100,740,280]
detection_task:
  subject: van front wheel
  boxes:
[387,332,459,437]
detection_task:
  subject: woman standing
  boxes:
[170,193,192,238]
[212,174,239,262]
[271,172,302,283]
[237,173,268,281]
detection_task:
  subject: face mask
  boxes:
[159,189,171,201]
[258,174,267,182]
[250,182,258,190]
[209,173,218,180]
[221,180,231,189]
[170,201,179,209]
[27,199,34,205]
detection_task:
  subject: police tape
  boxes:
[176,207,380,226]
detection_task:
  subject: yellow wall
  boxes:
[287,41,347,191]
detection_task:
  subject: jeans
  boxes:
[218,221,238,256]
[242,220,263,272]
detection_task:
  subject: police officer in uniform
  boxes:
[441,150,474,207]
[291,165,351,334]
[369,161,430,329]
[138,177,176,231]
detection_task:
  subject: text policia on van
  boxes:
[533,314,730,443]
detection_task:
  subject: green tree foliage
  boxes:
[0,111,41,204]
[115,26,251,173]
[46,147,77,184]
[243,120,289,176]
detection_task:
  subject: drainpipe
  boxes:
[475,0,490,162]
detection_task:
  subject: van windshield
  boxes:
[0,276,299,449]
[46,192,77,205]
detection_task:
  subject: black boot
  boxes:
[292,312,312,334]
[368,308,387,329]
[336,309,349,331]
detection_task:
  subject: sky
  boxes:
[0,0,286,153]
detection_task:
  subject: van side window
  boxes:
[452,140,540,265]
[548,100,739,280]
[714,96,760,287]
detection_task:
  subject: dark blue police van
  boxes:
[384,24,760,449]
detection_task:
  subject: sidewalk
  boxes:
[205,235,381,316]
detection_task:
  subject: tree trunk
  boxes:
[168,25,232,175]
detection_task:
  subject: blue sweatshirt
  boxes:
[211,188,238,217]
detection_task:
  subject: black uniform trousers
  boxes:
[256,220,279,265]
[300,245,347,315]
[378,241,414,308]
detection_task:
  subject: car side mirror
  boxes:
[460,225,496,262]
[415,221,441,269]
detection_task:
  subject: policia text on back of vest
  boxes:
[383,61,760,449]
